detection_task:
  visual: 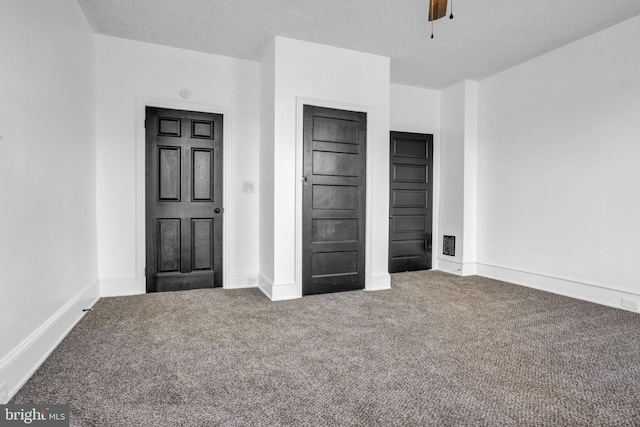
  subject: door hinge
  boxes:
[144,267,147,276]
[144,119,147,129]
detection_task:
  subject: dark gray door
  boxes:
[145,107,223,292]
[388,131,433,273]
[302,105,366,295]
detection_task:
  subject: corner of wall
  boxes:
[0,279,100,404]
[368,273,392,291]
[270,282,301,301]
[438,79,479,273]
[227,273,260,289]
[99,277,145,297]
[258,272,274,300]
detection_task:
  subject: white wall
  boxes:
[95,36,261,295]
[259,37,391,300]
[259,40,276,286]
[477,15,640,309]
[439,80,479,275]
[390,84,440,133]
[463,82,479,271]
[0,0,99,402]
[439,83,465,270]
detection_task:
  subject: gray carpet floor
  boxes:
[11,271,640,426]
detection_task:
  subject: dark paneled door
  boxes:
[145,107,223,292]
[302,105,367,295]
[388,131,433,273]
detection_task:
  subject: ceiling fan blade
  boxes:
[428,0,448,21]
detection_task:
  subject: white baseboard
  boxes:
[0,278,100,404]
[367,273,391,291]
[437,258,463,275]
[258,272,300,301]
[271,281,300,301]
[463,262,477,276]
[226,272,259,289]
[436,258,477,276]
[258,272,274,300]
[476,262,640,312]
[99,276,145,297]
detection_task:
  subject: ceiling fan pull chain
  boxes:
[450,0,454,19]
[431,0,435,38]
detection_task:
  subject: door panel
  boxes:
[303,106,366,295]
[158,219,181,272]
[393,164,427,182]
[146,107,223,292]
[312,219,358,242]
[312,251,358,276]
[192,219,213,270]
[313,151,359,176]
[313,185,359,210]
[158,147,181,200]
[393,189,427,208]
[192,149,213,201]
[389,131,433,273]
[312,116,359,143]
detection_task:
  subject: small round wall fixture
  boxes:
[180,89,192,99]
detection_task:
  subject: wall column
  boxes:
[438,80,478,275]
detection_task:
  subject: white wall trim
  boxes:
[295,97,380,297]
[258,273,298,301]
[227,272,259,289]
[477,262,640,311]
[437,258,477,276]
[437,258,462,275]
[431,129,441,272]
[463,262,477,276]
[258,272,274,300]
[130,96,232,297]
[0,279,100,404]
[99,276,144,297]
[271,282,301,301]
[367,273,392,291]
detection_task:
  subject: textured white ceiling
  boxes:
[76,0,640,89]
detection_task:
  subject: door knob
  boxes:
[215,208,223,214]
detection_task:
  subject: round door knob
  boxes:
[215,208,222,214]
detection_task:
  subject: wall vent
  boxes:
[443,235,456,256]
